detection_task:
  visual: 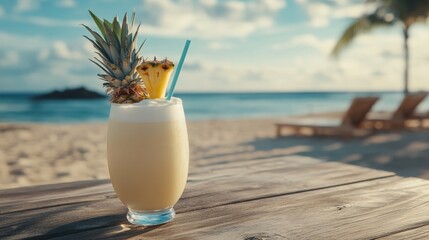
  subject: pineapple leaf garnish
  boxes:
[120,13,128,45]
[112,16,121,40]
[84,11,149,103]
[103,19,113,32]
[130,11,136,29]
[88,10,106,39]
[104,21,121,57]
[82,25,113,61]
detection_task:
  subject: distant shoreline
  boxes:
[1,92,428,123]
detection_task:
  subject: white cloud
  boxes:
[0,32,88,63]
[302,2,332,27]
[0,31,47,50]
[273,34,335,54]
[10,16,87,27]
[207,41,232,50]
[0,31,101,92]
[178,26,429,92]
[13,0,76,12]
[139,0,286,38]
[7,1,84,27]
[200,0,217,8]
[52,41,85,60]
[0,51,20,67]
[38,49,50,61]
[296,0,372,27]
[178,60,347,92]
[332,3,370,19]
[56,0,76,8]
[14,0,39,12]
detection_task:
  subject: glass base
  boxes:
[127,207,175,226]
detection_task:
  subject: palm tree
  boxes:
[332,0,429,94]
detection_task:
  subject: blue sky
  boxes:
[0,0,429,93]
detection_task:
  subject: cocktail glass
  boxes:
[107,98,189,226]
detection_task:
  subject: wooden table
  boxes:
[2,155,429,239]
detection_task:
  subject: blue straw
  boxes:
[166,40,191,100]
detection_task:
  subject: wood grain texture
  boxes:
[377,225,429,240]
[0,156,393,216]
[70,177,429,240]
[0,179,109,203]
[0,181,114,215]
[1,156,423,240]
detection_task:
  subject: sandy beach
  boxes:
[1,115,429,189]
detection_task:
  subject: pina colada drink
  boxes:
[107,98,189,224]
[84,11,191,225]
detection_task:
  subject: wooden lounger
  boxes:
[275,97,379,137]
[364,93,427,130]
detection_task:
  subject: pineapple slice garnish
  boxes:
[136,58,174,99]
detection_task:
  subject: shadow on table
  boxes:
[42,215,159,239]
[196,129,429,179]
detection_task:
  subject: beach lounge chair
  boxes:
[364,93,427,130]
[275,97,379,137]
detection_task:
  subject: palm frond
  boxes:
[366,0,429,26]
[393,0,429,26]
[331,11,394,58]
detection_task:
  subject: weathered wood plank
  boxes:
[377,225,429,240]
[178,159,395,213]
[0,183,114,215]
[63,177,429,240]
[0,156,396,239]
[0,179,109,204]
[0,198,126,240]
[0,156,394,215]
[0,156,314,203]
[0,156,313,214]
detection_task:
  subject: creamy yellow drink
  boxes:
[107,98,189,223]
[84,10,191,226]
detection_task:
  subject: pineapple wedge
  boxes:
[136,58,174,99]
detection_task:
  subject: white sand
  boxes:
[1,116,429,189]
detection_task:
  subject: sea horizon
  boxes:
[1,91,429,123]
[1,89,427,95]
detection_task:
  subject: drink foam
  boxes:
[109,97,185,123]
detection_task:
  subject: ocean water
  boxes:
[0,92,428,123]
